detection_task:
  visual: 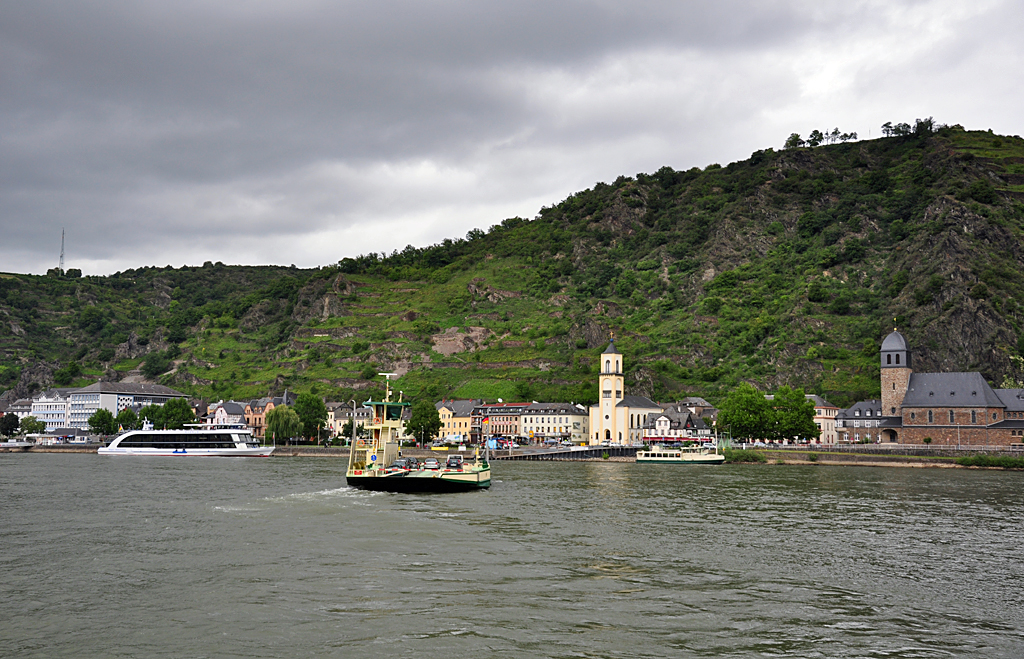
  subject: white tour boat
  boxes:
[636,444,725,465]
[98,424,273,457]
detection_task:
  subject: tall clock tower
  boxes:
[591,339,624,442]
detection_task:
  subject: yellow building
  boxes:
[588,339,661,445]
[435,399,478,441]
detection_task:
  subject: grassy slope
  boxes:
[2,125,1024,409]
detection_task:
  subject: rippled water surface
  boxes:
[2,455,1023,657]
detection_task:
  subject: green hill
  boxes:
[3,122,1024,409]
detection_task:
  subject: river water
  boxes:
[2,455,1023,658]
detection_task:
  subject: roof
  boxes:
[881,331,909,352]
[220,401,246,416]
[837,400,884,419]
[72,382,187,397]
[601,339,621,355]
[901,372,1003,408]
[436,399,479,417]
[994,389,1024,412]
[524,402,587,414]
[804,394,837,408]
[642,409,708,431]
[616,395,661,409]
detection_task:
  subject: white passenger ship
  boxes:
[635,444,725,465]
[98,424,273,457]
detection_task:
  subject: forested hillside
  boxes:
[3,122,1024,409]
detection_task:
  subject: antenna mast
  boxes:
[58,229,65,275]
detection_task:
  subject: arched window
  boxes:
[605,429,611,440]
[895,354,900,364]
[618,432,622,442]
[887,354,892,365]
[605,360,610,372]
[949,410,955,423]
[615,359,619,372]
[927,410,933,423]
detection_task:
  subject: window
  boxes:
[887,354,892,364]
[971,410,977,424]
[949,410,955,423]
[928,410,933,423]
[896,354,900,364]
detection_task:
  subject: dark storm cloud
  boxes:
[0,1,1020,274]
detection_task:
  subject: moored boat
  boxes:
[636,444,725,465]
[346,374,491,493]
[97,424,273,456]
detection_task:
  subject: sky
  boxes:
[1,0,1021,276]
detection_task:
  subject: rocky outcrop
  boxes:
[430,326,492,356]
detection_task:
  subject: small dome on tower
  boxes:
[881,331,909,352]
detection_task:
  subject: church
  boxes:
[871,330,1024,446]
[588,339,661,445]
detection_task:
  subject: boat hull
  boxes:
[346,468,491,493]
[636,456,725,465]
[97,447,274,457]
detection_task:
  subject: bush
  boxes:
[923,436,932,445]
[955,455,1024,469]
[807,452,818,462]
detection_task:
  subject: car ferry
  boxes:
[636,444,725,465]
[345,374,491,493]
[97,424,273,457]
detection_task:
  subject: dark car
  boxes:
[423,457,440,470]
[445,454,464,470]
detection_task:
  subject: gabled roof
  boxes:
[436,399,479,417]
[220,401,246,416]
[616,395,660,409]
[902,372,1003,408]
[642,409,708,431]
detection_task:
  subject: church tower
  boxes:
[594,338,624,442]
[880,330,912,416]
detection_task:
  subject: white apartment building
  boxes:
[67,382,188,429]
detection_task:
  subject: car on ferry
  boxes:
[423,456,441,470]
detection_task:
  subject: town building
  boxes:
[327,402,372,438]
[67,382,188,429]
[522,402,590,444]
[207,400,247,425]
[435,399,479,442]
[471,402,529,444]
[30,388,76,431]
[244,393,296,440]
[588,339,661,445]
[641,405,712,443]
[7,398,33,420]
[835,400,884,443]
[844,330,1024,446]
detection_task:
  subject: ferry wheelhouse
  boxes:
[97,423,273,457]
[346,374,491,493]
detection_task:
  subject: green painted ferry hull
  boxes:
[346,469,491,493]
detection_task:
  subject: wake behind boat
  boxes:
[98,424,273,457]
[345,374,490,493]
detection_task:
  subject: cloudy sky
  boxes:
[2,0,1021,275]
